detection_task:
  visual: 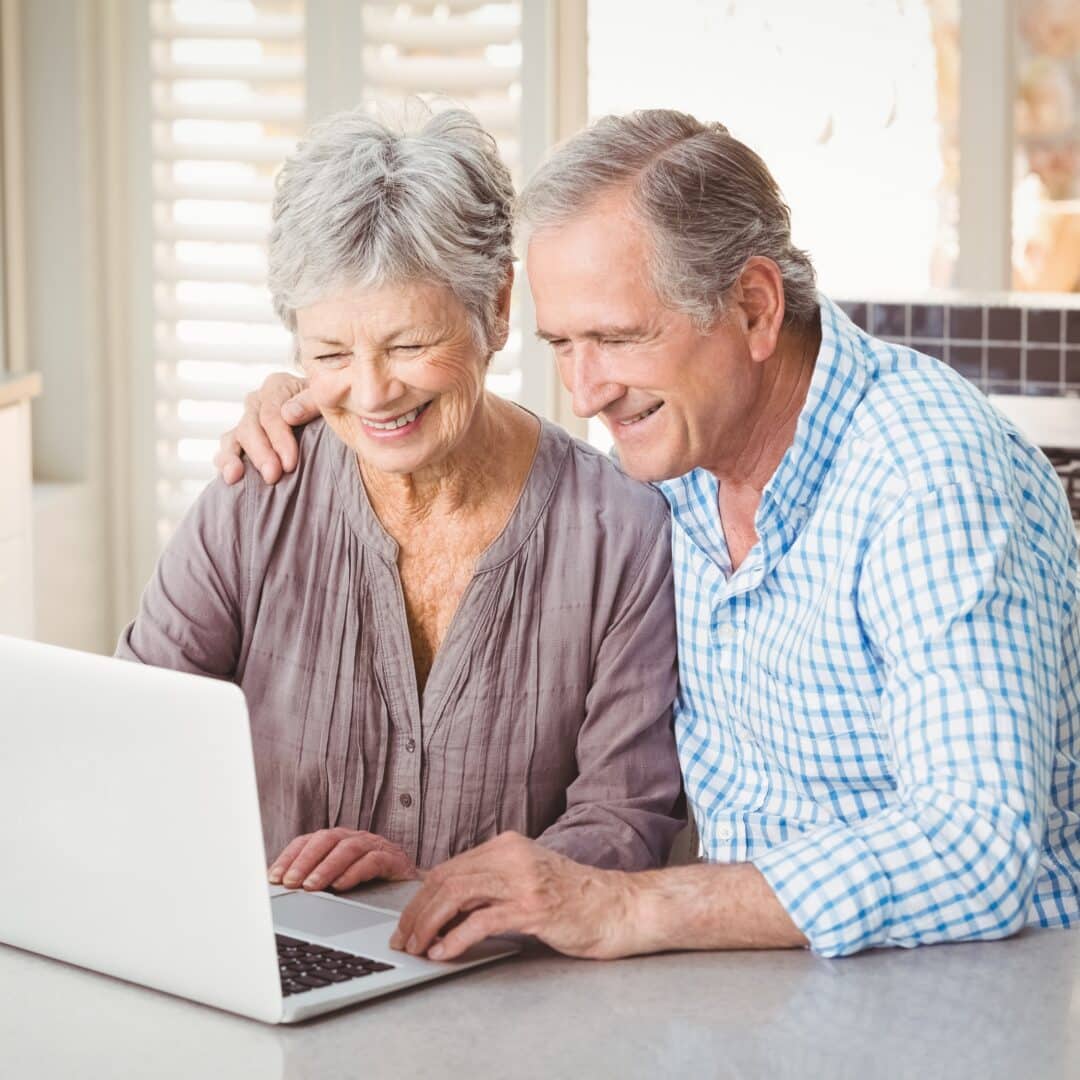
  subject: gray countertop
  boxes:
[2,881,1077,1079]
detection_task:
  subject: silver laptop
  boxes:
[0,635,518,1023]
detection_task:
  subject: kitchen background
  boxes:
[0,0,1077,656]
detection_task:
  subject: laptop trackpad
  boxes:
[272,892,395,938]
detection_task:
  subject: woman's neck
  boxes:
[359,392,540,536]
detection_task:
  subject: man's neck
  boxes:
[710,321,820,495]
[709,319,821,570]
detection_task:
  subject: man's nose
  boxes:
[565,344,622,419]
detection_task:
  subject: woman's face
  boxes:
[295,279,501,475]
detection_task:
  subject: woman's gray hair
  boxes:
[268,105,515,349]
[517,109,818,329]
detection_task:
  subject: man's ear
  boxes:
[489,266,515,352]
[733,257,786,363]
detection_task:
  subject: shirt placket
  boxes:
[377,560,424,864]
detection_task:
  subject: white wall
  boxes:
[20,0,112,652]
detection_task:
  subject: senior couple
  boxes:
[119,105,1080,960]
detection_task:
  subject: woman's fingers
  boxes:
[270,828,416,891]
[278,830,351,888]
[268,833,313,884]
[298,834,386,891]
[329,849,412,892]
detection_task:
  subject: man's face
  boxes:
[526,191,759,483]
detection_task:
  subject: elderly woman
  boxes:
[117,107,683,893]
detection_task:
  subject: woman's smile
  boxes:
[357,399,434,438]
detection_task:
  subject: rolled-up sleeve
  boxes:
[753,482,1065,956]
[116,475,248,678]
[537,520,686,871]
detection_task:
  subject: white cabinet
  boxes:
[0,375,41,638]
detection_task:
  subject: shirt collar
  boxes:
[659,295,874,564]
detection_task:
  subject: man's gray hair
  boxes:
[518,109,818,329]
[269,105,515,348]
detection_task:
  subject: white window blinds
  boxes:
[149,0,526,546]
[150,0,306,543]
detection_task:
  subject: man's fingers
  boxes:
[267,833,311,884]
[259,393,303,476]
[236,396,283,484]
[281,386,319,426]
[428,906,519,961]
[213,432,246,486]
[393,873,503,956]
[280,831,344,888]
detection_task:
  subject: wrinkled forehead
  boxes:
[295,278,468,342]
[525,214,665,337]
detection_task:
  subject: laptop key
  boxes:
[310,969,351,983]
[277,935,396,995]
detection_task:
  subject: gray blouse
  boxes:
[116,417,684,870]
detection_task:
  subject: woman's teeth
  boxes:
[361,402,430,430]
[621,403,663,426]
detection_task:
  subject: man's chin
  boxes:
[613,445,684,485]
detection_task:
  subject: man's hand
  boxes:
[391,833,809,962]
[390,832,644,961]
[213,372,319,485]
[268,828,418,892]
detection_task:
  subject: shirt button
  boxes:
[399,793,413,808]
[405,737,416,753]
[716,824,734,842]
[714,624,736,645]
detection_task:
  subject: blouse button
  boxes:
[405,737,416,753]
[399,793,413,808]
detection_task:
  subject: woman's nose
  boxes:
[347,361,406,415]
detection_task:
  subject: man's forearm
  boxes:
[623,862,808,953]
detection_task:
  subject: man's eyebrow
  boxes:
[535,325,646,342]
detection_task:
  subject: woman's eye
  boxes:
[314,353,349,367]
[392,344,424,353]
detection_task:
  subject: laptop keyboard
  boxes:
[277,933,396,997]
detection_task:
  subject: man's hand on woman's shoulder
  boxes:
[213,372,319,486]
[268,827,418,891]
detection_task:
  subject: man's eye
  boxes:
[315,353,349,366]
[392,344,424,352]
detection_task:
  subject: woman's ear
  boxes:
[489,266,515,352]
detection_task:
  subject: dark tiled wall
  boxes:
[836,300,1080,397]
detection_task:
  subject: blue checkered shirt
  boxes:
[658,296,1080,957]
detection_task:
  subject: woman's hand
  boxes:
[213,372,319,486]
[269,828,418,892]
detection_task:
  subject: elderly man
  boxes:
[219,109,1080,959]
